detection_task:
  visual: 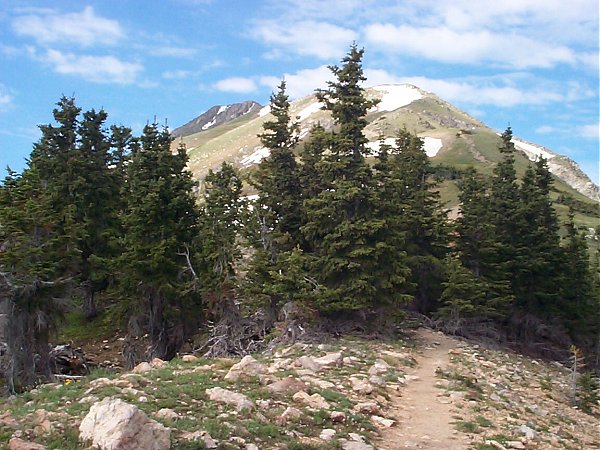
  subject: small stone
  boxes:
[320,428,336,441]
[132,362,153,374]
[315,351,343,368]
[292,391,330,409]
[507,442,525,449]
[224,355,267,382]
[354,401,380,415]
[330,411,346,422]
[267,376,308,395]
[369,375,386,387]
[371,415,395,428]
[246,445,259,450]
[155,408,178,420]
[181,355,198,362]
[518,425,536,439]
[8,437,47,450]
[150,358,167,368]
[295,356,321,372]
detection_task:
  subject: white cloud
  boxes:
[12,6,124,47]
[579,123,599,139]
[364,23,576,69]
[260,65,333,99]
[214,77,258,93]
[163,70,196,80]
[39,49,142,84]
[364,69,575,107]
[251,20,356,59]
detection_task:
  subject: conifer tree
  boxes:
[389,129,448,313]
[253,80,303,252]
[120,123,199,361]
[301,45,410,315]
[0,168,71,391]
[198,161,245,296]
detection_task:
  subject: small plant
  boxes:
[475,415,493,427]
[455,420,478,433]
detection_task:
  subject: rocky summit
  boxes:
[0,327,598,449]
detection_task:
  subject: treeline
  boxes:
[1,46,598,392]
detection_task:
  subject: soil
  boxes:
[376,328,470,450]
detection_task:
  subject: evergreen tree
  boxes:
[559,210,599,345]
[0,168,71,391]
[389,129,448,313]
[120,124,199,362]
[198,162,245,297]
[253,80,303,252]
[301,45,410,315]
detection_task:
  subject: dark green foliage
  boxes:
[198,161,245,295]
[0,168,71,391]
[253,80,303,252]
[576,372,599,414]
[120,123,200,362]
[301,46,411,315]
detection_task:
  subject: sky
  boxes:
[1,0,598,183]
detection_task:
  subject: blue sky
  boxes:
[1,0,598,183]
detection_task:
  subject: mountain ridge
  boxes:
[172,84,599,203]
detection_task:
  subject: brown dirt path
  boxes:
[375,328,471,450]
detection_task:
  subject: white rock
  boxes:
[79,397,170,450]
[314,351,343,368]
[371,415,395,428]
[155,408,178,420]
[224,355,266,382]
[320,428,336,441]
[368,359,391,376]
[206,387,254,412]
[295,356,321,372]
[292,391,330,409]
[132,362,153,374]
[181,355,198,362]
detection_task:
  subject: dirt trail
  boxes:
[376,328,470,450]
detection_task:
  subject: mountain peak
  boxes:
[171,100,262,138]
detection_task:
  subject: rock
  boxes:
[206,387,254,412]
[180,431,218,448]
[485,440,508,450]
[371,415,395,428]
[276,406,303,425]
[150,358,167,368]
[181,355,198,362]
[343,356,360,366]
[314,351,343,368]
[302,376,335,389]
[295,356,321,372]
[224,355,266,382]
[518,424,536,439]
[89,377,112,389]
[8,438,46,450]
[368,375,386,387]
[155,408,178,420]
[132,362,153,374]
[292,391,330,409]
[267,376,308,395]
[246,445,259,450]
[340,439,375,450]
[368,359,391,376]
[320,429,336,441]
[354,401,380,415]
[350,377,374,395]
[448,348,463,355]
[32,409,53,434]
[490,393,502,402]
[79,397,170,450]
[0,412,19,427]
[507,442,525,449]
[330,411,346,422]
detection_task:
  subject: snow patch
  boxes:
[297,101,324,121]
[217,105,229,115]
[370,85,422,112]
[512,138,555,161]
[365,138,396,154]
[422,137,443,157]
[259,105,271,117]
[201,117,217,130]
[241,146,270,166]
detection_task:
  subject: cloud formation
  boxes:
[12,6,124,47]
[214,77,258,93]
[38,49,142,84]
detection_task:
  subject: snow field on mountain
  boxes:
[370,84,422,112]
[512,138,555,161]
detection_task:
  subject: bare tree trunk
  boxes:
[82,280,97,320]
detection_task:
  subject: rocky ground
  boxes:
[0,328,598,449]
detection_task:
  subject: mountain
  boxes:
[171,100,262,138]
[172,84,599,204]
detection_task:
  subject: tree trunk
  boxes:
[82,280,97,320]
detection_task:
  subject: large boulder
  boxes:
[79,397,170,450]
[8,438,46,450]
